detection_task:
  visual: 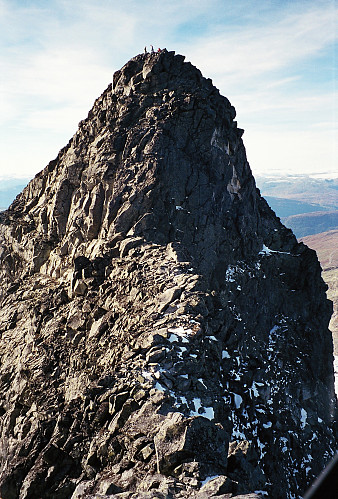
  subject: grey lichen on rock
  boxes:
[0,50,336,498]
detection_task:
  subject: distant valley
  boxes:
[263,195,326,218]
[256,174,338,210]
[256,174,338,238]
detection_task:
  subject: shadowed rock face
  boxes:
[0,51,336,499]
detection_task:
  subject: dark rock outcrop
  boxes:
[0,50,336,499]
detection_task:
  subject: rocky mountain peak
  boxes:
[1,50,293,289]
[0,51,336,498]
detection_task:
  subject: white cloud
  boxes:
[0,0,337,181]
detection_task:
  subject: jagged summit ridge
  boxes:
[0,51,335,499]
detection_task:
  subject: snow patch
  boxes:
[203,406,215,420]
[168,326,193,335]
[190,398,214,420]
[201,475,219,486]
[234,393,243,408]
[168,326,192,343]
[251,382,259,398]
[232,427,246,440]
[259,244,291,256]
[300,408,307,428]
[257,437,266,458]
[154,382,165,391]
[280,436,288,453]
[225,267,236,282]
[198,378,207,389]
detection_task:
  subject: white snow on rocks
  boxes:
[234,393,243,409]
[263,422,272,428]
[259,244,292,256]
[300,408,307,429]
[190,398,214,420]
[201,475,220,486]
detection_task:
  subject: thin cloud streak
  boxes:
[184,7,337,83]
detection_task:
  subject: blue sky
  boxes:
[0,0,337,182]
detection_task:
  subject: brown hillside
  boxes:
[300,229,338,270]
[301,230,338,353]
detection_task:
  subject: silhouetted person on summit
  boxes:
[144,46,147,54]
[150,45,154,53]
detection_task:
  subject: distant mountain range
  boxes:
[256,175,338,210]
[255,175,338,238]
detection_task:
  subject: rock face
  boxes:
[0,51,336,498]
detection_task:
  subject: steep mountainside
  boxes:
[0,51,336,499]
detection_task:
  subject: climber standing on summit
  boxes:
[150,45,154,53]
